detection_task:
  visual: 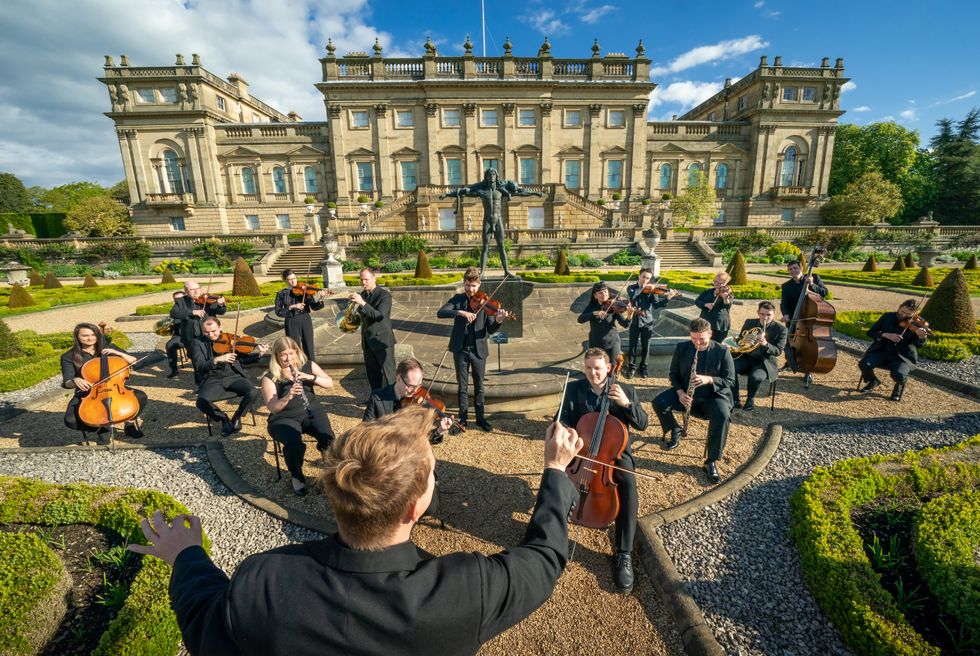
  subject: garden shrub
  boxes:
[28,270,42,286]
[231,257,262,297]
[609,248,641,266]
[7,283,36,309]
[356,235,427,261]
[380,259,414,273]
[919,339,973,362]
[892,256,907,272]
[0,320,23,358]
[921,268,977,334]
[905,253,915,268]
[0,532,68,655]
[42,272,62,289]
[427,256,451,269]
[728,249,749,285]
[862,255,878,272]
[83,272,99,287]
[413,249,432,279]
[818,268,980,295]
[515,253,552,269]
[766,241,801,262]
[717,232,774,257]
[160,268,176,284]
[911,266,934,288]
[965,254,978,270]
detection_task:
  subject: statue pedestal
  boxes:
[641,254,661,277]
[484,277,528,339]
[321,258,346,289]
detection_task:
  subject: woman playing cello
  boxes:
[60,322,146,440]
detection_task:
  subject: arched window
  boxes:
[687,163,702,188]
[163,150,184,194]
[241,167,257,194]
[659,163,671,190]
[715,163,729,189]
[272,166,286,193]
[304,166,318,193]
[780,148,797,186]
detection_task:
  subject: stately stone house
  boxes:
[98,39,848,237]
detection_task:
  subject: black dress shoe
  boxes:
[705,460,721,484]
[742,398,755,411]
[231,417,243,432]
[429,431,444,445]
[166,368,179,378]
[665,427,681,451]
[860,378,881,393]
[612,551,634,593]
[293,485,308,496]
[476,419,493,432]
[890,383,905,402]
[124,422,144,439]
[639,368,649,379]
[220,419,236,437]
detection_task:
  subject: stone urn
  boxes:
[916,246,939,268]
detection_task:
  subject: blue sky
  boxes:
[0,0,977,188]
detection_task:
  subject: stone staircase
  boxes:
[653,239,712,268]
[265,246,324,277]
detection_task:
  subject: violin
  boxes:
[600,297,644,318]
[469,290,517,321]
[211,332,260,355]
[400,388,466,433]
[641,283,673,296]
[291,281,332,299]
[77,352,143,427]
[194,294,223,306]
[714,285,734,303]
[898,314,932,336]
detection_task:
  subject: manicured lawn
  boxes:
[0,283,182,317]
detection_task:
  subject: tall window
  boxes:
[244,214,260,230]
[565,160,581,190]
[715,163,729,189]
[565,109,582,127]
[276,214,291,229]
[351,110,369,128]
[781,148,797,186]
[527,207,545,229]
[659,163,672,190]
[272,166,286,193]
[482,159,499,173]
[396,110,414,128]
[443,108,461,127]
[687,163,702,188]
[802,87,816,102]
[446,159,462,186]
[781,208,795,223]
[518,109,536,127]
[608,109,625,127]
[216,96,226,111]
[400,161,417,191]
[169,216,186,231]
[714,209,725,225]
[304,166,318,193]
[481,109,499,127]
[782,87,798,102]
[163,150,184,194]
[606,160,623,189]
[241,167,257,194]
[356,162,374,192]
[519,158,536,185]
[439,208,456,230]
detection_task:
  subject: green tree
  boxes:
[821,172,903,225]
[829,122,919,195]
[0,172,30,213]
[64,195,134,236]
[24,185,48,210]
[668,170,716,227]
[41,181,110,212]
[110,179,131,206]
[929,107,980,224]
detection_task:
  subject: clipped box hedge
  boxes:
[817,268,980,295]
[0,532,69,655]
[1,282,183,318]
[834,311,980,362]
[789,435,980,655]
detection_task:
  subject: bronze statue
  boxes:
[440,169,543,277]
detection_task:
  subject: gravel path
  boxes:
[658,413,980,656]
[834,332,980,388]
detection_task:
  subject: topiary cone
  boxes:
[861,254,878,272]
[904,253,915,268]
[965,254,978,270]
[797,252,807,272]
[231,257,262,296]
[920,268,977,334]
[28,270,42,286]
[42,272,62,289]
[729,249,749,285]
[911,265,933,288]
[82,273,98,288]
[0,319,22,358]
[7,283,36,308]
[554,249,570,275]
[414,249,432,279]
[161,268,177,284]
[892,256,907,271]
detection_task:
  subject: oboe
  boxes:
[288,364,314,418]
[681,349,699,438]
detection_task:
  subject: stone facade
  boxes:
[98,43,847,236]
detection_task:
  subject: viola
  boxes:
[400,388,466,433]
[194,294,223,306]
[468,290,517,321]
[211,332,260,355]
[77,353,143,427]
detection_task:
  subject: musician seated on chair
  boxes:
[363,357,453,443]
[558,347,648,594]
[261,336,335,497]
[858,299,929,402]
[731,301,787,411]
[652,317,735,485]
[165,290,186,379]
[128,406,584,656]
[190,317,268,438]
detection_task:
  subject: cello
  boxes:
[786,246,837,385]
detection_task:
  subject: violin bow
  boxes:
[553,372,570,424]
[231,302,242,350]
[302,261,313,308]
[897,292,930,338]
[427,350,452,396]
[89,354,152,388]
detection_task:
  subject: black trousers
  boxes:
[859,350,913,384]
[628,323,653,372]
[733,358,770,402]
[364,345,395,392]
[196,376,260,422]
[652,390,731,462]
[65,389,148,432]
[613,448,638,553]
[453,347,487,422]
[711,328,729,344]
[165,335,184,371]
[284,313,316,362]
[268,411,334,482]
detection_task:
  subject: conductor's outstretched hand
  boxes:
[545,422,583,471]
[128,510,204,566]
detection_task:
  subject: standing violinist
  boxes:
[349,268,396,393]
[578,281,630,363]
[437,267,502,432]
[164,290,186,379]
[274,269,325,362]
[363,357,454,442]
[261,336,334,496]
[61,322,146,440]
[858,299,929,402]
[731,301,787,411]
[559,347,648,593]
[625,268,678,379]
[170,279,226,383]
[651,318,735,484]
[694,272,734,344]
[191,317,269,437]
[780,259,829,384]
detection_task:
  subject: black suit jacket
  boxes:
[735,319,787,381]
[559,378,648,432]
[780,274,829,319]
[363,384,399,421]
[168,469,577,656]
[577,301,629,351]
[864,311,927,366]
[358,287,396,353]
[669,341,735,405]
[694,288,732,333]
[437,293,502,358]
[170,295,226,345]
[188,336,262,383]
[625,284,670,328]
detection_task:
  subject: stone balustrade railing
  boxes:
[335,227,638,248]
[0,233,285,252]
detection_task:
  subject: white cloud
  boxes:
[928,90,977,107]
[899,109,919,121]
[851,106,872,112]
[766,11,781,18]
[754,1,765,7]
[650,35,768,77]
[580,4,615,23]
[841,81,857,93]
[523,9,570,35]
[648,80,724,113]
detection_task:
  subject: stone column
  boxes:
[424,103,439,185]
[587,103,602,198]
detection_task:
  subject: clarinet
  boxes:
[681,348,699,437]
[288,364,314,418]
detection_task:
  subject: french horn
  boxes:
[337,301,361,333]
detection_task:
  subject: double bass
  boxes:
[786,246,837,384]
